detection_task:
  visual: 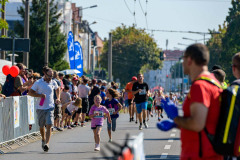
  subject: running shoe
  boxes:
[144,122,148,128]
[81,123,86,127]
[129,118,132,122]
[43,144,49,152]
[151,114,153,117]
[56,127,63,131]
[67,126,72,129]
[161,114,163,118]
[135,120,138,124]
[108,139,112,142]
[71,124,76,128]
[94,144,100,151]
[64,126,67,129]
[139,125,143,130]
[158,117,161,121]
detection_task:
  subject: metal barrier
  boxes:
[0,96,40,148]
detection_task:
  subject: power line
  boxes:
[133,0,137,26]
[123,0,134,15]
[138,0,149,30]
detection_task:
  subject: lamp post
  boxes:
[178,43,189,47]
[92,45,101,77]
[182,37,209,44]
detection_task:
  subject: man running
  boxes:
[29,66,60,152]
[132,74,149,130]
[125,76,137,122]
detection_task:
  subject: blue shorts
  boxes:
[136,102,148,114]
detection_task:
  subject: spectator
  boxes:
[0,83,6,100]
[60,85,71,128]
[102,80,107,87]
[173,44,223,159]
[232,52,240,85]
[28,66,61,152]
[100,86,106,105]
[58,72,65,90]
[69,77,78,101]
[211,69,227,89]
[52,71,62,131]
[62,75,71,87]
[76,78,91,127]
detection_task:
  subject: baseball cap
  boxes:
[132,76,137,81]
[72,77,78,81]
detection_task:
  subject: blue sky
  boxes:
[72,0,232,50]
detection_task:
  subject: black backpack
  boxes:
[196,77,240,157]
[2,74,16,97]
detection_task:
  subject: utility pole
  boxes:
[87,30,91,73]
[1,2,6,60]
[108,33,112,81]
[44,0,49,66]
[23,0,30,68]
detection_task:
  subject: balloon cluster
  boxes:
[2,65,19,77]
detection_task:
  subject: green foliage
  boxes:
[207,0,240,82]
[99,25,163,85]
[0,0,8,36]
[14,0,68,73]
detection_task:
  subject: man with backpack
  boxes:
[163,44,223,159]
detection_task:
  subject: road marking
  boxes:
[170,133,176,137]
[172,129,177,132]
[164,145,171,149]
[160,153,168,159]
[168,139,174,142]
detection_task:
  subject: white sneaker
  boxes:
[94,144,100,151]
[144,122,148,128]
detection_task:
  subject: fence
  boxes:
[0,96,40,149]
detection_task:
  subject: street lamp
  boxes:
[92,46,101,77]
[182,37,209,43]
[178,43,189,46]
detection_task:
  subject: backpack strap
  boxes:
[194,76,222,89]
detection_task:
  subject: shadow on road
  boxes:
[145,154,180,160]
[5,151,94,155]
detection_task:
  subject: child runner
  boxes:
[89,95,111,151]
[147,93,153,121]
[105,88,122,142]
[61,98,82,129]
[155,90,165,121]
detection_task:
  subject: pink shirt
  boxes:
[89,105,109,127]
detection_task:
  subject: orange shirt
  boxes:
[125,82,134,99]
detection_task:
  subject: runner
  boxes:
[125,76,137,122]
[154,90,165,121]
[132,74,149,130]
[147,93,153,121]
[105,88,122,142]
[29,66,60,152]
[89,95,111,151]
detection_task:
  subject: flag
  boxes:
[67,31,75,69]
[74,41,83,77]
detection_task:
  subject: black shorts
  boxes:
[54,104,62,120]
[76,108,82,114]
[81,98,89,114]
[65,108,72,116]
[156,105,163,110]
[91,125,102,130]
[147,107,152,112]
[128,99,133,105]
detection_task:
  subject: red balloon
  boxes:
[10,66,20,77]
[2,65,10,76]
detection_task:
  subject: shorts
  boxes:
[147,107,152,112]
[54,104,62,120]
[136,102,148,114]
[36,108,54,128]
[124,100,129,107]
[81,98,89,113]
[76,108,82,114]
[156,105,163,110]
[128,99,133,105]
[91,125,102,130]
[65,108,72,116]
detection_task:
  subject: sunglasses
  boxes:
[45,74,53,78]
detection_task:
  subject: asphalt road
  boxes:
[0,112,181,160]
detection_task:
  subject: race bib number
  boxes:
[148,101,151,105]
[108,108,115,115]
[94,111,104,118]
[139,89,146,95]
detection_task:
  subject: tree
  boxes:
[14,0,69,73]
[99,25,163,85]
[0,0,8,37]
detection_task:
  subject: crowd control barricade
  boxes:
[0,96,40,148]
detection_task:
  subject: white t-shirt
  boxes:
[69,84,78,97]
[78,84,91,98]
[67,102,79,113]
[31,78,58,110]
[155,95,164,106]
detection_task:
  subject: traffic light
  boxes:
[160,51,164,61]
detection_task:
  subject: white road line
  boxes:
[164,145,171,149]
[172,129,177,132]
[160,153,168,159]
[168,139,174,142]
[170,133,176,137]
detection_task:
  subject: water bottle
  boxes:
[39,97,45,106]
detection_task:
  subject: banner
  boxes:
[13,96,20,128]
[74,41,83,77]
[27,96,35,124]
[67,31,75,69]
